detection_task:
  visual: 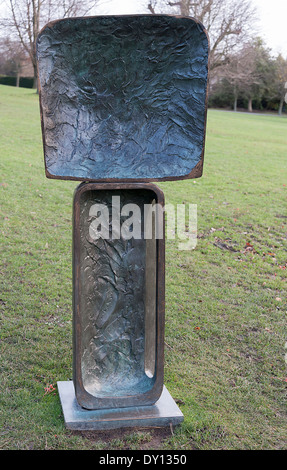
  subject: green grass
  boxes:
[0,85,286,450]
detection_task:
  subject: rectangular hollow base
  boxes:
[57,381,184,431]
[72,183,165,410]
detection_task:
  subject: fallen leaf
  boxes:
[245,242,253,248]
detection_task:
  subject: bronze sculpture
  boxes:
[37,14,209,430]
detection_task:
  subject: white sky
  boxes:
[96,0,287,57]
[252,0,287,56]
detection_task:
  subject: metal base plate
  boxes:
[57,381,184,431]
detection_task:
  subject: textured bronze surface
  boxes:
[37,15,209,182]
[73,182,165,410]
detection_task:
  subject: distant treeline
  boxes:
[208,82,286,114]
[208,88,286,114]
[208,38,287,115]
[0,75,34,88]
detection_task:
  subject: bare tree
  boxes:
[211,38,274,113]
[0,38,28,86]
[147,0,257,71]
[273,54,287,115]
[215,48,257,112]
[217,41,263,112]
[1,0,99,88]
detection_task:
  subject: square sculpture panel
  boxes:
[37,15,209,182]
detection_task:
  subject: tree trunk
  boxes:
[278,97,284,116]
[33,74,38,90]
[32,63,38,93]
[16,72,20,87]
[233,93,238,112]
[248,98,253,112]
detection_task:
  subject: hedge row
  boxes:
[0,75,34,88]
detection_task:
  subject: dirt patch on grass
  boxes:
[70,426,174,450]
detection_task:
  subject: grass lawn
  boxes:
[0,84,286,450]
